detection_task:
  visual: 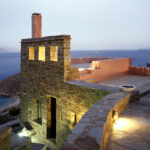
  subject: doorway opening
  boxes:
[47,97,56,139]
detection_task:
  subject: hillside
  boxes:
[0,74,20,96]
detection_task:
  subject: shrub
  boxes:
[9,107,20,116]
[0,115,9,124]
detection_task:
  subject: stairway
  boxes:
[79,69,96,83]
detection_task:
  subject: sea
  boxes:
[0,50,150,106]
[0,95,11,109]
[1,50,150,81]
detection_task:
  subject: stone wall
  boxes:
[62,91,139,150]
[20,35,109,149]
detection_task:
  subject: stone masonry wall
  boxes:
[62,91,139,150]
[20,35,109,149]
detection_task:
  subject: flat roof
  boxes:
[98,74,150,93]
[22,35,71,43]
[66,74,150,94]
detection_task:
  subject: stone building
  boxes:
[20,13,150,150]
[20,13,109,149]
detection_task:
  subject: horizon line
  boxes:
[0,48,150,53]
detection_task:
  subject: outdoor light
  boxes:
[112,110,118,122]
[18,132,23,137]
[18,129,28,137]
[113,118,136,132]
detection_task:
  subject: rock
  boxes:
[0,74,20,96]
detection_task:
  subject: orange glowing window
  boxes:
[50,46,58,62]
[38,46,45,61]
[29,47,34,60]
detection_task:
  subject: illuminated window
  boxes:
[29,47,34,60]
[38,46,45,61]
[50,46,58,62]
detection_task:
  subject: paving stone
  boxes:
[89,127,103,144]
[98,74,150,96]
[107,93,150,150]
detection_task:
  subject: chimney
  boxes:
[32,13,42,38]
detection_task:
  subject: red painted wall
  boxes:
[129,66,150,75]
[79,58,131,82]
[71,57,111,65]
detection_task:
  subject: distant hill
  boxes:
[0,48,7,52]
[0,74,20,96]
[0,48,19,53]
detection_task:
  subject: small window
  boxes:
[29,47,34,60]
[34,100,42,125]
[38,46,45,61]
[50,46,58,62]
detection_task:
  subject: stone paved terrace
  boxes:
[64,75,150,150]
[67,74,150,94]
[107,93,150,150]
[98,74,150,94]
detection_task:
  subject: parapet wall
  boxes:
[78,58,131,82]
[71,57,111,65]
[91,58,131,82]
[62,91,139,150]
[129,66,150,76]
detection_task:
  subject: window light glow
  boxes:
[38,46,45,61]
[50,46,58,62]
[29,47,34,60]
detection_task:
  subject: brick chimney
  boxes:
[32,13,42,38]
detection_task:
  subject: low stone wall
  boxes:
[62,91,139,150]
[129,66,150,76]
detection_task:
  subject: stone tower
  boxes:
[20,13,72,148]
[20,13,104,149]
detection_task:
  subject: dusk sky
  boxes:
[0,0,150,51]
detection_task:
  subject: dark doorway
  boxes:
[51,97,56,138]
[47,97,56,139]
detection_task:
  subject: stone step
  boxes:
[79,69,93,75]
[79,69,89,75]
[31,143,46,150]
[11,135,31,150]
[79,72,93,81]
